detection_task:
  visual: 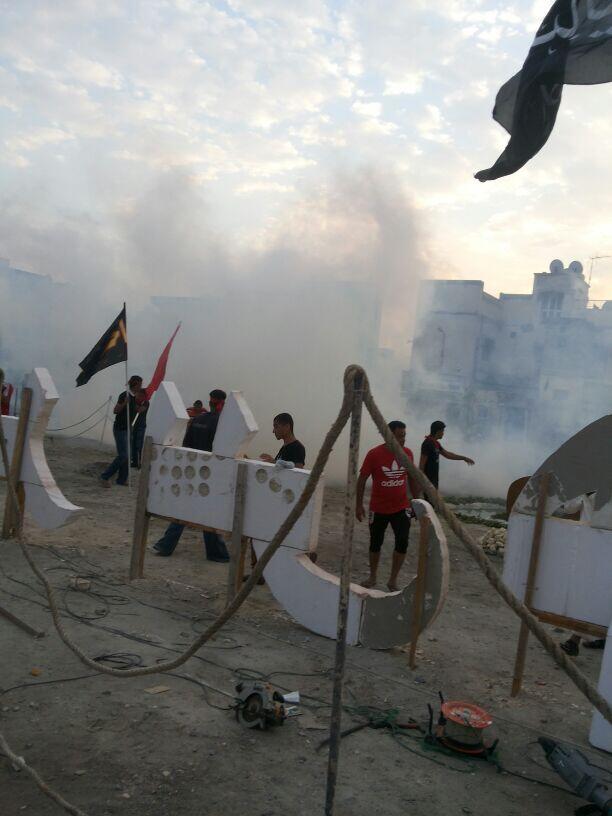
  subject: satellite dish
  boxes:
[568,260,584,276]
[549,259,564,274]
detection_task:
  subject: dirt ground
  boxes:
[1,436,609,816]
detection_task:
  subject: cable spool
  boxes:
[429,696,497,757]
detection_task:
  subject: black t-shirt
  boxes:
[183,410,220,452]
[113,391,138,432]
[275,440,306,467]
[420,436,443,488]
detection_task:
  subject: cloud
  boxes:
[0,0,609,315]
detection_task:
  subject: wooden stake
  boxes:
[511,471,549,697]
[2,387,32,539]
[409,514,430,669]
[0,604,44,639]
[226,462,248,606]
[325,372,363,816]
[129,435,153,580]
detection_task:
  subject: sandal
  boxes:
[583,639,605,650]
[560,639,579,657]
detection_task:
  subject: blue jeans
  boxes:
[154,522,229,561]
[101,427,129,485]
[132,424,145,467]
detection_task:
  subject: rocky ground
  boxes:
[0,436,609,816]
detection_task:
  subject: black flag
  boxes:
[76,307,127,387]
[476,0,612,182]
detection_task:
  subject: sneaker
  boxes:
[100,477,111,489]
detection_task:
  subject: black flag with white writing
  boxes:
[475,0,612,182]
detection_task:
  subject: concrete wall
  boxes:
[407,260,612,445]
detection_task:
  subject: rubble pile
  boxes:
[479,527,506,556]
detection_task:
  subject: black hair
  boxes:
[193,400,203,408]
[128,375,143,386]
[430,420,446,435]
[209,389,227,400]
[388,420,406,432]
[274,412,294,430]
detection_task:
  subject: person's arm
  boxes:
[356,472,368,522]
[440,447,475,466]
[419,452,427,471]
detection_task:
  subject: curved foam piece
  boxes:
[503,415,612,751]
[0,368,82,529]
[253,498,449,649]
[513,414,612,526]
[143,380,449,649]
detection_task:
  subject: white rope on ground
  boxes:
[1,365,610,722]
[0,367,355,680]
[0,732,88,816]
[0,365,610,816]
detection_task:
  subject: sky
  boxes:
[1,0,612,316]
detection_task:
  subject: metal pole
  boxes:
[324,371,363,816]
[124,302,131,490]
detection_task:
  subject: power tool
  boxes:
[538,737,612,815]
[234,681,299,730]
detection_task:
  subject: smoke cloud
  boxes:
[0,165,428,483]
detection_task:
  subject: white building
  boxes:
[405,260,612,447]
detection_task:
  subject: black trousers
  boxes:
[368,509,411,554]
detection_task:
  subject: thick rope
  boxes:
[0,731,88,816]
[361,370,612,726]
[1,364,609,714]
[0,366,357,679]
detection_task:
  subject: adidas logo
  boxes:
[381,460,405,487]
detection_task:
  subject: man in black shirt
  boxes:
[154,389,230,562]
[419,420,474,490]
[260,413,306,468]
[101,375,145,487]
[246,413,307,582]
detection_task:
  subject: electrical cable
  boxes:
[4,546,612,797]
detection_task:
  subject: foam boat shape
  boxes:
[503,415,612,753]
[0,368,82,529]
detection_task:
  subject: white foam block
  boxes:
[1,368,82,529]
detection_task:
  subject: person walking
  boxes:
[153,389,229,562]
[356,420,419,592]
[419,420,474,490]
[100,375,143,487]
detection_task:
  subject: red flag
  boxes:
[144,323,181,400]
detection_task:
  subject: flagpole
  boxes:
[124,302,131,490]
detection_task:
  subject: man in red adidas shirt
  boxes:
[356,420,420,592]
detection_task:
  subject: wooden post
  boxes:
[2,387,32,539]
[511,471,550,697]
[0,604,44,639]
[226,462,248,606]
[129,436,154,580]
[409,514,430,669]
[325,372,364,816]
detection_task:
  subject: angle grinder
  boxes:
[235,681,299,730]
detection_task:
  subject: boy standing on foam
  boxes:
[356,421,419,592]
